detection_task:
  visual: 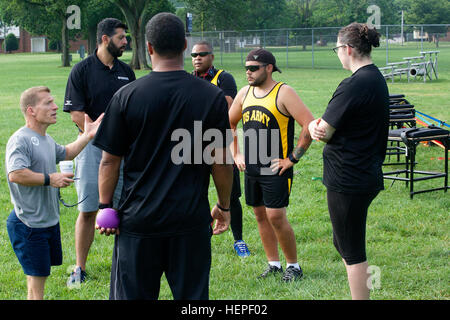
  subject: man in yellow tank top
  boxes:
[229,49,314,281]
[191,41,251,258]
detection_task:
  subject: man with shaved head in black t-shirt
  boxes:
[93,12,233,300]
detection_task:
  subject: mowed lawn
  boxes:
[0,43,448,300]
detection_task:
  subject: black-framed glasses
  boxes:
[332,44,353,54]
[245,64,267,72]
[191,51,212,58]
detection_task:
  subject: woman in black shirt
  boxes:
[309,23,389,300]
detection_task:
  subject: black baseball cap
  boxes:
[246,48,282,73]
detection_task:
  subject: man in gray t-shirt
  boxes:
[6,127,66,228]
[5,86,103,300]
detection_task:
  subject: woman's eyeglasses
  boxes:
[332,44,353,54]
[245,64,267,72]
[191,51,212,58]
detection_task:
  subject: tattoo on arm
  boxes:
[293,146,306,160]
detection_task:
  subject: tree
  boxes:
[0,0,86,66]
[285,0,319,50]
[309,0,401,27]
[184,0,247,32]
[287,0,318,28]
[184,0,294,34]
[0,8,11,39]
[110,0,175,70]
[244,0,289,30]
[81,1,124,55]
[5,33,19,52]
[398,0,450,47]
[1,13,14,53]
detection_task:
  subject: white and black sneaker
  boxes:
[282,266,303,282]
[258,264,283,279]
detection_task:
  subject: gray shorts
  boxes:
[74,140,123,212]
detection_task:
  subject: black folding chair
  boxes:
[383,126,450,199]
[385,97,416,166]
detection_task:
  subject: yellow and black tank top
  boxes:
[241,82,295,177]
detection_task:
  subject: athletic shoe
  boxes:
[234,240,250,257]
[282,266,303,282]
[257,264,283,279]
[68,266,87,285]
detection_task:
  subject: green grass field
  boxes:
[0,43,449,300]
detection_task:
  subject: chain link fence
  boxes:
[186,24,450,70]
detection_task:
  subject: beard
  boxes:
[107,40,125,58]
[248,70,268,87]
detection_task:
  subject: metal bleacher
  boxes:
[379,51,439,83]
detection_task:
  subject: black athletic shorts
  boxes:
[327,189,379,265]
[109,225,212,300]
[244,174,293,208]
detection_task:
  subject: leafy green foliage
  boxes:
[4,32,18,52]
[183,0,449,31]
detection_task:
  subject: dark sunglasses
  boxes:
[59,194,88,208]
[245,64,267,72]
[58,179,88,208]
[191,51,212,58]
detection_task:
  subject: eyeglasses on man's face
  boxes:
[245,64,267,72]
[191,51,212,58]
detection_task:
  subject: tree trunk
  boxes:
[126,13,149,69]
[434,34,439,48]
[61,16,70,67]
[115,0,150,70]
[88,26,97,55]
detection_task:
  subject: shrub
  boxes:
[5,33,19,53]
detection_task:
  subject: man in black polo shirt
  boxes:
[191,41,250,258]
[63,18,136,284]
[93,13,233,300]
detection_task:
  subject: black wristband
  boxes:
[99,203,112,209]
[216,203,230,212]
[44,173,50,186]
[288,153,299,164]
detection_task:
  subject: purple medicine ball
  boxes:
[96,208,120,229]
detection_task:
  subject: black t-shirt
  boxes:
[63,49,136,122]
[193,66,237,99]
[322,64,389,194]
[93,70,230,238]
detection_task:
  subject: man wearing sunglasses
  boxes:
[229,49,314,282]
[191,41,237,109]
[191,41,250,258]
